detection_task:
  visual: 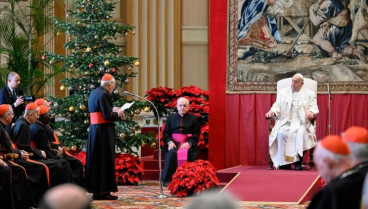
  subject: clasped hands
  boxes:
[168,141,191,151]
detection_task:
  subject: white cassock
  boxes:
[269,87,319,168]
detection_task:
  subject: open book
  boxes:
[121,101,135,111]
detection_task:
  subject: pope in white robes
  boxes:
[265,74,319,169]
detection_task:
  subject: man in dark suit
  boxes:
[0,71,25,133]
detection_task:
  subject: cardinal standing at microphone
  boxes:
[86,73,124,200]
[162,97,200,186]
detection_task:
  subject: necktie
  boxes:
[11,90,16,99]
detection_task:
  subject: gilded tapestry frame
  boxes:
[227,0,368,94]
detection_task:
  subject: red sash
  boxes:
[90,112,112,124]
[172,133,192,166]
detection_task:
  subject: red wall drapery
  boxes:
[209,0,368,170]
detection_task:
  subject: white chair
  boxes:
[267,77,318,169]
[277,77,317,95]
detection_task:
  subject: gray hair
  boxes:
[24,108,38,116]
[185,190,239,209]
[177,97,190,105]
[346,141,368,163]
[7,71,19,80]
[100,79,115,87]
[316,142,351,163]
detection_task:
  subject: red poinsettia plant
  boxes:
[115,153,144,185]
[148,86,209,149]
[69,151,144,185]
[145,87,174,117]
[168,160,219,197]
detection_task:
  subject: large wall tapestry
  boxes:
[227,0,368,93]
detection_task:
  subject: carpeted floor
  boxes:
[222,166,320,203]
[91,181,309,209]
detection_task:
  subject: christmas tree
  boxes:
[42,0,155,154]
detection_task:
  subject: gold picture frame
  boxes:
[227,0,368,94]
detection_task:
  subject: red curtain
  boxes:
[219,94,368,168]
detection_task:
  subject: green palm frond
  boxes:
[32,0,56,36]
[0,67,11,87]
[0,17,17,49]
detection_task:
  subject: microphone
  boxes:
[123,91,137,97]
[123,91,167,198]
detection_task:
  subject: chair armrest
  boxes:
[5,153,19,161]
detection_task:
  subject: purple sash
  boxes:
[172,133,192,166]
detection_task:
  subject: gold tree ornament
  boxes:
[143,107,150,112]
[86,47,92,52]
[84,119,89,124]
[71,145,78,151]
[104,60,110,66]
[134,109,141,114]
[134,61,140,66]
[150,142,156,148]
[132,30,136,35]
[119,133,126,139]
[79,105,86,111]
[60,85,65,91]
[69,106,75,112]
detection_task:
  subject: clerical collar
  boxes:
[339,163,367,179]
[178,113,187,117]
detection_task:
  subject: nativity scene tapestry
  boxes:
[227,0,368,93]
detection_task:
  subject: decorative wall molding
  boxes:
[182,26,208,45]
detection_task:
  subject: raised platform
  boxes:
[219,165,322,204]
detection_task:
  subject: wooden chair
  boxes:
[267,77,317,170]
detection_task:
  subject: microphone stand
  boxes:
[123,91,167,199]
[327,83,331,135]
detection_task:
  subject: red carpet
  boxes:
[220,166,321,204]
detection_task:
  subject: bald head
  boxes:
[41,184,90,209]
[177,97,190,116]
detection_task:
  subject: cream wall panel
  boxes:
[125,0,181,96]
[182,0,208,26]
[182,45,208,90]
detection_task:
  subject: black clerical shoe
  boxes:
[294,161,303,171]
[93,193,118,200]
[295,164,303,171]
[279,164,292,170]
